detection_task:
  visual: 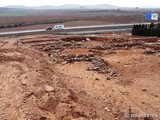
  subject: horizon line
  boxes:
[0,4,159,8]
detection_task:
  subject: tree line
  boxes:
[132,22,160,37]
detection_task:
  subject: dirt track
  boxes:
[0,34,160,120]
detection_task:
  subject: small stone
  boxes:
[142,89,147,92]
[95,78,100,81]
[106,77,111,80]
[86,38,91,41]
[37,94,59,111]
[61,61,67,65]
[48,54,53,57]
[44,85,54,92]
[21,79,27,85]
[79,76,83,79]
[104,106,111,112]
[123,65,128,68]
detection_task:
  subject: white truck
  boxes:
[53,24,64,30]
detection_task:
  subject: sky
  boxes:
[0,0,160,7]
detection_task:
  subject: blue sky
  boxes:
[0,0,160,7]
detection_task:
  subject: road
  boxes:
[0,23,149,36]
[0,29,45,36]
[64,23,136,29]
[65,28,132,34]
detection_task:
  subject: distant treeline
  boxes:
[132,23,160,37]
[0,23,27,29]
[0,18,81,29]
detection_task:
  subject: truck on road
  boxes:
[45,24,65,31]
[53,24,65,30]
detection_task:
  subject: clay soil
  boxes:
[0,33,159,120]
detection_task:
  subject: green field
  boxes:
[0,12,33,17]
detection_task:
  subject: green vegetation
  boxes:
[132,22,160,37]
[0,18,81,29]
[0,12,33,17]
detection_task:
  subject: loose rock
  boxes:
[44,85,54,92]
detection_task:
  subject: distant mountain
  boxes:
[0,7,26,12]
[84,4,119,9]
[0,7,8,11]
[56,4,85,9]
[34,5,56,9]
[3,5,30,9]
[38,4,119,9]
[3,4,120,10]
[35,4,81,9]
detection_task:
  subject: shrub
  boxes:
[132,23,160,37]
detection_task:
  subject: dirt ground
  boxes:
[0,33,160,120]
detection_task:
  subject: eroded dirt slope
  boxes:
[0,34,160,120]
[0,40,102,120]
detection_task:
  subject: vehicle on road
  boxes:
[53,24,64,30]
[45,27,53,30]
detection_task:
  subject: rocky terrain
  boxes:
[0,34,159,120]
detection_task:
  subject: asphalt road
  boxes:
[65,28,132,34]
[0,29,45,36]
[0,23,150,36]
[63,23,136,29]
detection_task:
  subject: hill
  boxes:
[3,4,119,10]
